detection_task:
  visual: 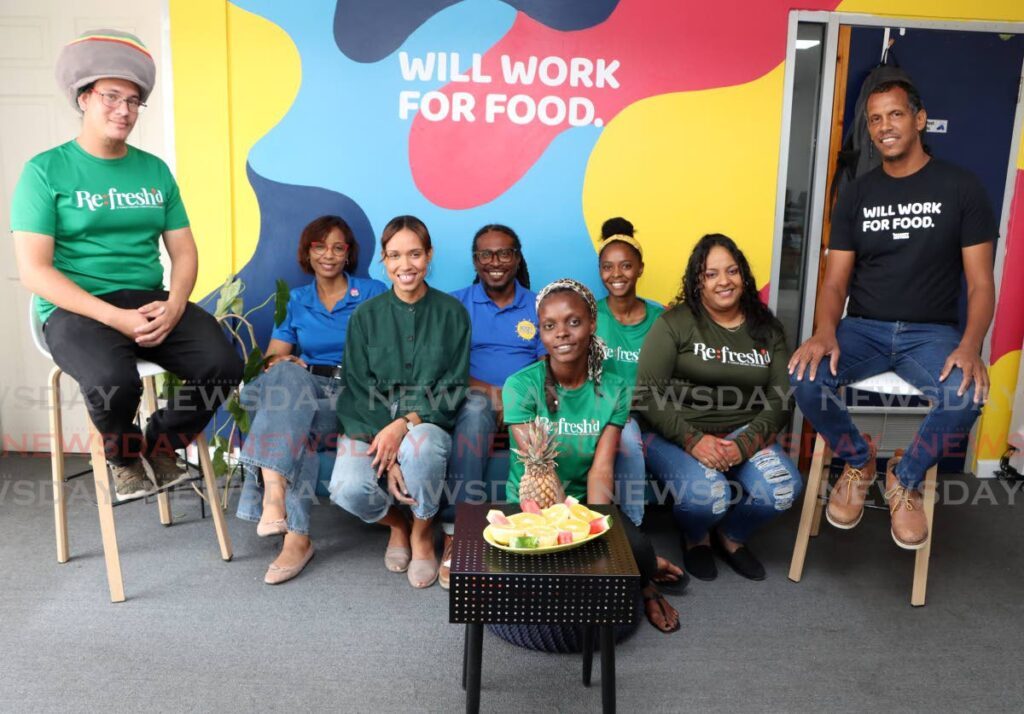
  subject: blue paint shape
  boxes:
[199,162,376,350]
[333,0,619,62]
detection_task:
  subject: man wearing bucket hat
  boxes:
[11,29,242,500]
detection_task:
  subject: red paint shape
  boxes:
[758,282,770,307]
[991,169,1024,364]
[409,0,840,208]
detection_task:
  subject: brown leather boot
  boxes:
[826,436,877,529]
[884,451,929,550]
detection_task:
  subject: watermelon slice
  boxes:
[521,499,542,514]
[557,531,573,545]
[511,535,539,549]
[589,516,610,535]
[486,509,512,527]
[563,496,579,506]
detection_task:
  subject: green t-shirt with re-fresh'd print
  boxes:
[503,360,630,502]
[10,140,189,322]
[596,297,663,392]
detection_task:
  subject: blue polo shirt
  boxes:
[272,275,387,366]
[450,281,545,386]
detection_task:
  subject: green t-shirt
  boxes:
[595,297,663,390]
[503,360,630,502]
[10,140,189,322]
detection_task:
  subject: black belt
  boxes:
[307,364,342,379]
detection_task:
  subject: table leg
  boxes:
[462,624,469,690]
[466,623,484,714]
[581,625,594,686]
[600,625,615,714]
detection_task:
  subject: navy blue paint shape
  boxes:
[199,162,377,350]
[333,0,619,63]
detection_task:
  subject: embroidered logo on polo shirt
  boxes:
[516,319,537,341]
[350,287,360,297]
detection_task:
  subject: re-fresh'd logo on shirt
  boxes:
[74,187,165,212]
[693,343,770,368]
[538,416,601,436]
[602,344,640,363]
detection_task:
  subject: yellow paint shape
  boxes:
[974,349,1021,461]
[170,1,300,299]
[838,0,1024,22]
[583,66,784,304]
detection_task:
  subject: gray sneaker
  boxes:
[145,452,191,490]
[110,460,156,501]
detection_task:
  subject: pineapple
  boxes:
[513,417,565,508]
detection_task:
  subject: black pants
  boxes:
[620,515,656,588]
[44,289,243,465]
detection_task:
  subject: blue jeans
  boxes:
[444,391,500,523]
[615,419,647,527]
[235,362,340,536]
[645,433,802,543]
[790,317,981,489]
[329,423,451,522]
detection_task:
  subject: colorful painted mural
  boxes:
[168,0,1024,469]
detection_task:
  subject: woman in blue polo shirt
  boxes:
[236,215,386,584]
[441,224,544,588]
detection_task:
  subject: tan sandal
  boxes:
[408,557,438,589]
[384,546,411,573]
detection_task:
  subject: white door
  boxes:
[0,1,168,454]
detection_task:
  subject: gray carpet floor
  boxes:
[1,452,1022,713]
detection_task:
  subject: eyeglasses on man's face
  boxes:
[92,90,146,112]
[310,242,349,257]
[473,247,518,264]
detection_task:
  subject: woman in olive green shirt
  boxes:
[329,215,470,589]
[635,234,802,582]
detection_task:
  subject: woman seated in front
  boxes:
[503,279,681,633]
[236,215,386,584]
[329,215,470,589]
[634,234,802,582]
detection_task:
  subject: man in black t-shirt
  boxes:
[789,80,996,551]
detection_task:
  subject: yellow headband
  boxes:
[598,233,643,258]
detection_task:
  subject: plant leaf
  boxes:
[274,279,290,327]
[226,396,251,435]
[211,443,228,478]
[242,346,265,384]
[215,275,244,318]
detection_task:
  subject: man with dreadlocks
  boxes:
[502,278,685,634]
[439,224,544,589]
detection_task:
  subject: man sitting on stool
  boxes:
[788,79,996,550]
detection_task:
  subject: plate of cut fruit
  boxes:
[483,497,612,554]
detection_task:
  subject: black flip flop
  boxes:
[643,591,681,634]
[652,566,690,595]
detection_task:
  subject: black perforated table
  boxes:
[449,503,641,714]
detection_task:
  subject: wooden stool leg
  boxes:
[50,367,70,563]
[789,435,829,582]
[141,376,173,526]
[87,422,125,603]
[809,441,831,537]
[195,434,233,561]
[911,465,938,607]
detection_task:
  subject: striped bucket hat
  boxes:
[55,29,155,113]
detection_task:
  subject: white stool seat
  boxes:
[850,371,923,397]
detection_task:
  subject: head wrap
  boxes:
[536,279,607,411]
[597,233,643,259]
[55,29,155,113]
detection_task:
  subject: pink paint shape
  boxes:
[990,169,1024,364]
[409,0,840,209]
